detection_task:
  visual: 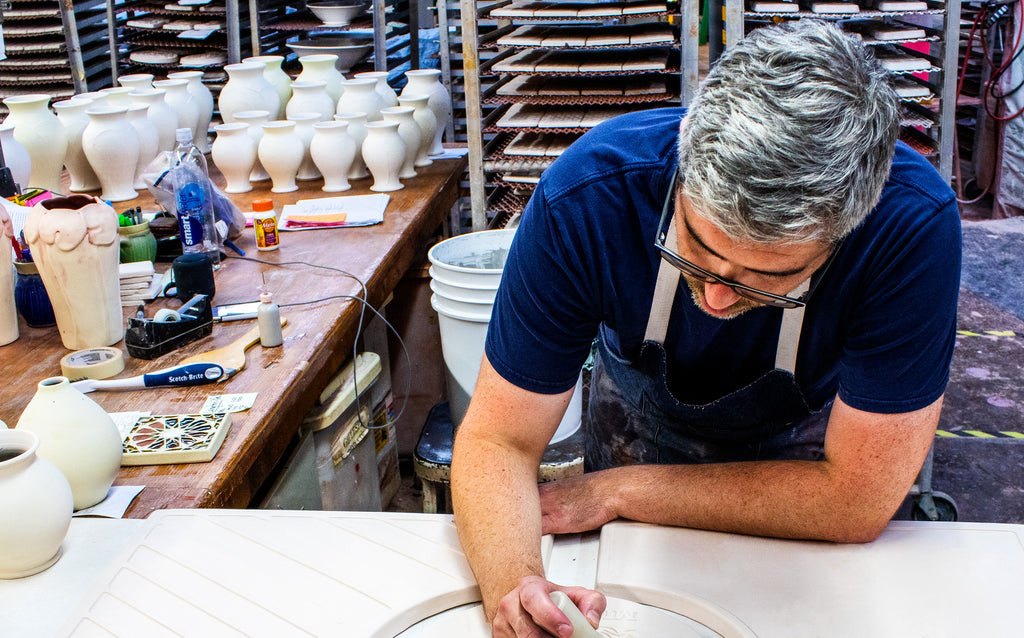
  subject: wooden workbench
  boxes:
[0,156,466,518]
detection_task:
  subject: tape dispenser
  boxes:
[125,294,213,360]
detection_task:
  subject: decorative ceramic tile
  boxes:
[121,413,231,465]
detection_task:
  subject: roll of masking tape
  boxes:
[60,347,125,381]
[153,308,181,323]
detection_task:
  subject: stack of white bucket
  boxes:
[427,229,582,445]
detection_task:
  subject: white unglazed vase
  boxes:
[401,69,451,156]
[130,88,178,152]
[2,94,68,193]
[53,98,101,193]
[310,121,356,192]
[289,112,321,180]
[154,79,200,147]
[219,62,280,124]
[16,376,123,511]
[245,55,291,118]
[117,73,154,91]
[362,120,405,192]
[0,124,30,189]
[287,80,334,122]
[82,106,140,202]
[0,428,73,578]
[297,54,344,105]
[335,112,369,179]
[397,94,435,167]
[211,123,257,193]
[98,87,134,107]
[258,121,304,193]
[381,106,420,179]
[169,71,214,152]
[126,104,160,189]
[337,78,383,122]
[355,71,399,108]
[0,206,17,345]
[22,195,123,350]
[235,110,272,182]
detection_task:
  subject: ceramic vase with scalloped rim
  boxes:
[16,376,123,511]
[310,120,356,192]
[362,120,405,192]
[211,123,257,193]
[258,121,304,193]
[0,428,73,579]
[2,94,68,193]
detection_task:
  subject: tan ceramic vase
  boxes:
[0,205,18,346]
[23,195,123,349]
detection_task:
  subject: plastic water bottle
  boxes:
[171,127,221,267]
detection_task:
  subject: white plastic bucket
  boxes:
[428,229,582,445]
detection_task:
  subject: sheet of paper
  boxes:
[71,485,145,518]
[279,193,389,231]
[201,393,258,414]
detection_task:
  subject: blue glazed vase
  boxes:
[14,261,56,328]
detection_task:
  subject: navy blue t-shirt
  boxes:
[485,108,961,415]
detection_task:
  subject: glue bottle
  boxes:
[257,291,283,347]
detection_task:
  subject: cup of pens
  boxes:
[118,207,157,264]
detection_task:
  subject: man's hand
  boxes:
[492,575,606,638]
[539,473,619,535]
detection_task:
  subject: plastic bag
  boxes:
[141,151,246,241]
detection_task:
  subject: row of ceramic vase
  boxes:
[0,55,451,200]
[212,61,451,193]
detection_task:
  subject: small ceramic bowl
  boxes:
[287,37,373,72]
[306,1,367,26]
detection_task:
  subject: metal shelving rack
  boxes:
[725,0,960,183]
[459,0,693,231]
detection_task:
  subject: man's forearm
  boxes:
[452,432,546,620]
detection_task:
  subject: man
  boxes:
[451,20,961,638]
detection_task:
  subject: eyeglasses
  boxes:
[654,180,838,310]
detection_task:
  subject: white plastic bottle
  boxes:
[257,291,283,347]
[171,127,222,266]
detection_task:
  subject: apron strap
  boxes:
[643,219,810,374]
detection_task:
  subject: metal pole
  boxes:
[226,0,241,63]
[938,0,961,184]
[249,0,260,56]
[437,0,455,141]
[373,0,387,72]
[460,0,486,231]
[680,0,700,106]
[61,0,88,92]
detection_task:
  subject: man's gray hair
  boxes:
[679,20,899,244]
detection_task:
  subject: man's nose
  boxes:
[704,281,741,310]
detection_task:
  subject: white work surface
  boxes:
[2,511,1022,637]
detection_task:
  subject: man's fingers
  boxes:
[563,587,607,629]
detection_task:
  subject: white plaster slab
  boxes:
[597,521,1024,638]
[57,510,553,638]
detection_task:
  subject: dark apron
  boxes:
[586,217,831,471]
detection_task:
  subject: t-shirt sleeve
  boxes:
[484,182,602,394]
[836,195,961,414]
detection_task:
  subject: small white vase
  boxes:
[402,69,451,156]
[126,104,160,189]
[287,81,334,122]
[53,98,101,193]
[22,195,123,350]
[220,62,281,125]
[244,55,291,118]
[289,112,321,180]
[2,94,68,193]
[0,124,30,190]
[0,428,73,578]
[297,54,344,105]
[234,110,272,182]
[130,88,178,152]
[258,121,304,193]
[211,123,257,193]
[98,87,134,107]
[397,94,435,168]
[337,78,383,122]
[311,121,356,192]
[117,73,154,91]
[335,112,369,180]
[154,79,200,147]
[355,71,399,108]
[82,106,140,202]
[381,106,420,179]
[362,120,405,192]
[169,71,214,153]
[0,205,17,345]
[16,376,123,511]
